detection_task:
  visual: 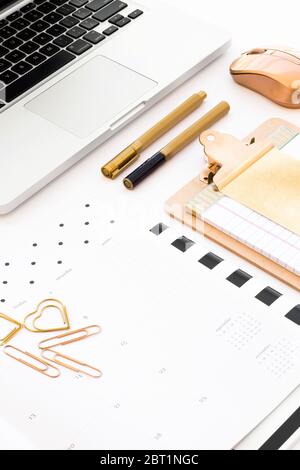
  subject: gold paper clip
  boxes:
[4,345,60,378]
[41,349,102,378]
[0,313,23,346]
[38,325,102,350]
[24,298,71,334]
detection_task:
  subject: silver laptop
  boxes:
[0,0,230,213]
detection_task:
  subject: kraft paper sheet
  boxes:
[222,147,300,236]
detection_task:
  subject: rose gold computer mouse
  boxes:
[230,48,300,108]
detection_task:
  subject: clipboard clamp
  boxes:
[198,130,274,190]
[202,162,221,185]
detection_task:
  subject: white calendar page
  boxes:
[0,221,299,450]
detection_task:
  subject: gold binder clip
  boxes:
[4,345,60,378]
[41,349,102,378]
[38,325,101,350]
[199,130,274,190]
[0,313,23,346]
[24,299,71,333]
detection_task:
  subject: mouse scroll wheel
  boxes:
[247,48,267,55]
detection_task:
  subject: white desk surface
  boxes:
[0,0,299,450]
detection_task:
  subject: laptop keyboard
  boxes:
[0,0,143,110]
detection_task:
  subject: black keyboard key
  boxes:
[7,11,22,22]
[51,0,68,5]
[5,50,75,102]
[60,16,79,28]
[39,43,60,56]
[67,26,85,38]
[5,50,26,63]
[0,26,17,39]
[56,4,76,15]
[36,2,56,14]
[23,10,43,22]
[93,1,127,22]
[108,13,123,24]
[2,36,23,49]
[73,8,91,20]
[80,18,99,29]
[53,34,73,46]
[11,18,30,31]
[47,24,66,36]
[0,19,8,29]
[44,12,63,24]
[0,59,11,73]
[87,0,112,12]
[21,2,36,13]
[34,32,52,44]
[31,20,50,32]
[69,0,88,7]
[16,28,36,41]
[115,16,130,27]
[67,38,91,55]
[102,25,117,35]
[83,30,104,44]
[128,9,143,19]
[0,45,9,57]
[34,0,48,4]
[0,69,18,84]
[19,40,39,54]
[12,61,33,75]
[26,51,46,65]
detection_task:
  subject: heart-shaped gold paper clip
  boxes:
[24,299,70,333]
[0,313,23,346]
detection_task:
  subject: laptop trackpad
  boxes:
[25,55,157,138]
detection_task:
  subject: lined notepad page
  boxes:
[186,127,300,276]
[186,187,300,275]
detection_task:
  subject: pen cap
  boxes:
[101,146,140,179]
[123,152,165,190]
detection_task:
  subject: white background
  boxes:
[0,0,299,450]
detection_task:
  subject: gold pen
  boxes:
[123,101,230,190]
[101,91,207,179]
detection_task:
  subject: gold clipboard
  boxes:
[165,118,300,291]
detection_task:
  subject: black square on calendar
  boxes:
[198,252,223,270]
[227,269,252,288]
[150,223,169,236]
[171,236,195,253]
[256,287,282,306]
[286,305,300,326]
